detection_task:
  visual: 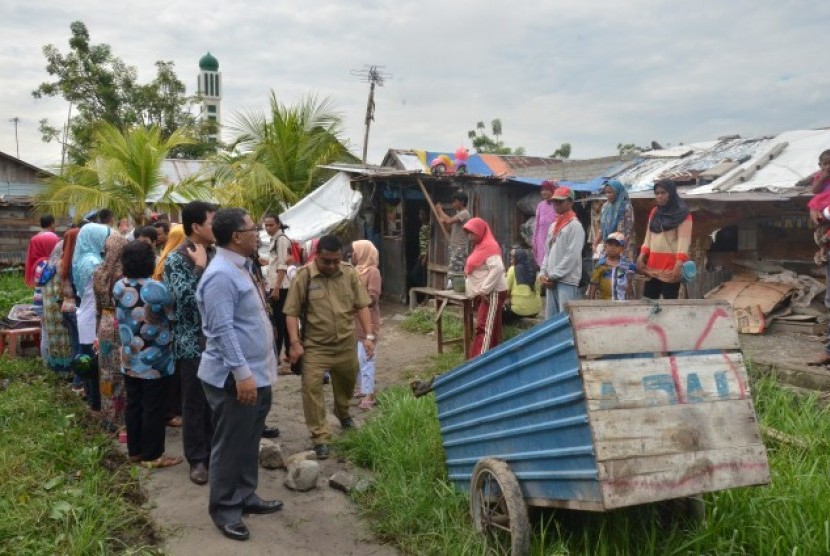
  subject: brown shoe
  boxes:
[190,462,208,485]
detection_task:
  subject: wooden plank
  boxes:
[582,352,750,411]
[567,300,739,357]
[599,445,770,509]
[590,399,763,461]
[416,177,450,242]
[524,498,605,512]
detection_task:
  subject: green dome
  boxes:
[199,52,219,71]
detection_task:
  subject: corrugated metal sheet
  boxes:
[0,182,45,197]
[434,314,600,501]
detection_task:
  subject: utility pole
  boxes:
[351,65,391,164]
[9,117,19,158]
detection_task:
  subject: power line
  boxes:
[350,65,391,164]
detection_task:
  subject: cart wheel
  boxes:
[470,458,530,556]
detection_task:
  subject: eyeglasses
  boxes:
[236,226,259,234]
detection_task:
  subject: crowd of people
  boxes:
[24,203,382,541]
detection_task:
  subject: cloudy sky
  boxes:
[2,0,830,168]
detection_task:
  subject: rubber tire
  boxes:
[470,458,531,556]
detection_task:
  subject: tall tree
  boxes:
[34,122,211,224]
[213,92,355,221]
[32,21,211,164]
[551,142,572,159]
[467,118,524,155]
[617,142,647,156]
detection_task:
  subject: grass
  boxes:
[0,272,160,555]
[341,342,830,555]
[400,308,525,349]
[0,268,32,317]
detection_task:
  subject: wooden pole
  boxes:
[416,177,450,242]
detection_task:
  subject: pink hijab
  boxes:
[463,218,501,274]
[352,240,379,277]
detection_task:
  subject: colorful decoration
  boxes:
[430,148,470,176]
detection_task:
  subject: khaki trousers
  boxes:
[301,344,358,444]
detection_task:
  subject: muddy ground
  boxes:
[142,304,435,555]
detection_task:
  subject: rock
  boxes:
[284,460,320,491]
[259,440,285,469]
[284,450,317,468]
[353,478,375,495]
[328,471,357,493]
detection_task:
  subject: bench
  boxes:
[0,327,41,358]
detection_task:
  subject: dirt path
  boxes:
[144,304,435,555]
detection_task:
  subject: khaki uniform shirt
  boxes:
[283,261,371,350]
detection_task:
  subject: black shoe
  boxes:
[189,462,208,485]
[261,425,280,439]
[340,417,355,430]
[322,374,330,385]
[243,499,284,515]
[218,521,249,541]
[314,444,330,459]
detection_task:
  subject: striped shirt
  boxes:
[640,209,693,272]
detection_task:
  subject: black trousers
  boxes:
[179,357,213,465]
[166,365,182,419]
[125,374,169,461]
[269,288,290,359]
[203,380,272,527]
[643,278,681,300]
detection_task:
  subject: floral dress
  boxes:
[42,242,73,373]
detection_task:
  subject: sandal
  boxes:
[807,356,830,367]
[167,416,183,427]
[129,454,141,463]
[358,397,375,410]
[141,455,183,469]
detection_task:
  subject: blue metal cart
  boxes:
[432,300,770,555]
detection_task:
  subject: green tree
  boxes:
[467,118,524,155]
[551,142,572,159]
[34,122,211,224]
[213,92,355,221]
[617,142,647,156]
[32,21,211,164]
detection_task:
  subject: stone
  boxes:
[353,478,375,495]
[259,440,285,469]
[328,471,357,493]
[284,460,320,492]
[284,450,317,468]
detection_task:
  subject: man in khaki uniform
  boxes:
[284,235,375,459]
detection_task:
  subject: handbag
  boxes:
[290,269,312,376]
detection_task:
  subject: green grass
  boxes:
[0,268,31,317]
[0,358,161,554]
[400,308,525,349]
[340,354,830,555]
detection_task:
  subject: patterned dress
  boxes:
[42,242,73,373]
[93,234,128,428]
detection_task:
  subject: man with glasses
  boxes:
[284,235,374,460]
[540,186,585,317]
[196,208,282,541]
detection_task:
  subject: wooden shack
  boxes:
[0,151,55,266]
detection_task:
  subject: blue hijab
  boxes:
[599,180,630,240]
[72,223,111,294]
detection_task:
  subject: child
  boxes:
[807,150,830,263]
[588,233,636,301]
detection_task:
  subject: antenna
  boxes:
[350,65,391,164]
[8,117,19,159]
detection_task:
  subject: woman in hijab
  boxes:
[60,226,84,392]
[637,179,693,300]
[351,240,382,410]
[463,218,508,359]
[24,223,59,288]
[595,180,635,259]
[93,233,129,435]
[72,222,111,412]
[532,180,558,267]
[42,239,73,375]
[152,224,185,281]
[504,247,541,323]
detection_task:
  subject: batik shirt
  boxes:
[163,242,215,360]
[114,277,175,379]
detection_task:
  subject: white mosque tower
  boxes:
[197,52,221,143]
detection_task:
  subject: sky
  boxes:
[2,0,830,169]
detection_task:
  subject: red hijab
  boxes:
[24,231,59,287]
[463,218,501,274]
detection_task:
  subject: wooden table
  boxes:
[0,327,41,358]
[432,289,474,356]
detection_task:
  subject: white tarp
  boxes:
[277,171,362,243]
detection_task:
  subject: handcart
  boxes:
[432,300,770,554]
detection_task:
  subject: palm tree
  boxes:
[35,122,212,224]
[213,92,355,220]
